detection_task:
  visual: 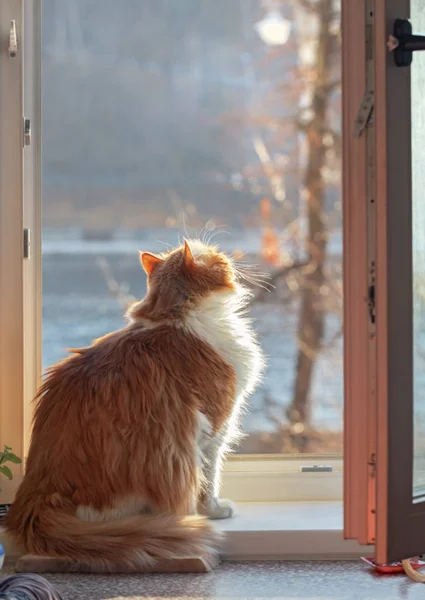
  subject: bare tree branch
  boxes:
[252,261,309,304]
[96,257,135,310]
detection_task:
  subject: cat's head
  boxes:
[127,240,245,322]
[141,239,238,294]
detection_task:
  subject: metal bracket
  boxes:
[301,465,333,473]
[8,20,17,58]
[23,229,30,259]
[368,453,376,477]
[368,284,376,324]
[354,91,374,138]
[24,119,31,146]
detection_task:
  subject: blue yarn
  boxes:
[0,574,64,600]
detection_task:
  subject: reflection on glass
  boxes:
[42,0,342,454]
[412,2,425,497]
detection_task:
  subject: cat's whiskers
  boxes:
[234,265,274,293]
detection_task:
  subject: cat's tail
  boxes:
[6,499,222,570]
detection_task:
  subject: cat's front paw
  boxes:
[201,498,236,520]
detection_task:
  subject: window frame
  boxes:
[0,0,25,503]
[22,0,42,459]
[1,0,385,564]
[342,0,375,546]
[222,455,342,502]
[373,0,425,564]
[0,0,350,509]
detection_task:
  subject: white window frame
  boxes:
[222,455,342,502]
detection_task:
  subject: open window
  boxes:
[0,0,370,556]
[5,0,400,563]
[344,0,425,564]
[0,0,343,504]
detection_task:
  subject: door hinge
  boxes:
[368,453,376,477]
[23,118,31,146]
[368,283,376,324]
[23,228,31,259]
[8,20,17,58]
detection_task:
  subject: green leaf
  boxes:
[5,453,21,464]
[0,447,10,465]
[0,465,13,480]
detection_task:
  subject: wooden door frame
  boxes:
[342,0,376,547]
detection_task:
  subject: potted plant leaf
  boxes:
[0,446,21,525]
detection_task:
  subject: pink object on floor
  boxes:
[361,556,425,574]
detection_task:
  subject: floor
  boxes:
[2,559,425,599]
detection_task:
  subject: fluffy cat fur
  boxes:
[6,240,264,569]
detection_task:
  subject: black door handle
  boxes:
[390,18,425,67]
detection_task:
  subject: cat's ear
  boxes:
[183,240,196,270]
[139,251,163,275]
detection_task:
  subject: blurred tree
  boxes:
[43,0,342,454]
[246,0,341,452]
[287,0,340,450]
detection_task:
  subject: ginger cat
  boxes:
[6,240,264,569]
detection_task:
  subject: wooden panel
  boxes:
[0,0,24,502]
[15,553,219,574]
[374,0,425,564]
[342,0,372,545]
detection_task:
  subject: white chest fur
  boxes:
[185,289,264,407]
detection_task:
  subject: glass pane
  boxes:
[42,0,342,454]
[412,2,425,497]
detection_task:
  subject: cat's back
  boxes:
[33,321,236,440]
[43,323,179,377]
[34,323,222,414]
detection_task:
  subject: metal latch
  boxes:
[354,91,374,138]
[24,119,31,146]
[23,229,30,259]
[388,18,425,67]
[368,284,376,324]
[9,20,17,58]
[301,465,333,473]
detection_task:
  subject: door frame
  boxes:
[375,0,425,563]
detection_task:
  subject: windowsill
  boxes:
[222,501,345,532]
[219,502,373,560]
[0,501,373,562]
